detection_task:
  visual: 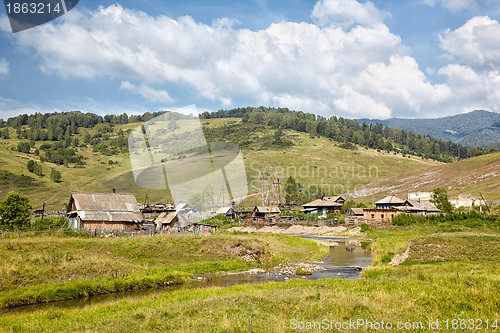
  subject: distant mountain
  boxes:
[357,110,500,149]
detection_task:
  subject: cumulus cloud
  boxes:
[357,56,452,114]
[438,16,500,112]
[439,64,500,112]
[12,3,452,118]
[312,0,387,28]
[120,81,173,103]
[440,16,500,71]
[0,58,9,76]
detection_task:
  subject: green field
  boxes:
[0,118,441,211]
[0,223,499,332]
[0,232,327,308]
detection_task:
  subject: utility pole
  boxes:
[478,189,490,213]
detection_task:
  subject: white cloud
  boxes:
[438,16,500,113]
[311,0,387,28]
[0,58,9,76]
[439,64,500,112]
[440,16,500,71]
[0,14,10,32]
[12,3,453,119]
[334,85,392,118]
[357,56,452,116]
[120,81,173,103]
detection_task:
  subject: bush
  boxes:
[17,141,31,153]
[360,223,369,232]
[381,252,395,264]
[295,267,312,275]
[0,192,32,229]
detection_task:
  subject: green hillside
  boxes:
[0,117,441,211]
[349,151,500,204]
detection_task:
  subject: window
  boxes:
[371,214,375,219]
[381,214,384,218]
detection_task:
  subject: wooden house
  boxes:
[395,199,440,215]
[374,196,406,210]
[252,205,281,218]
[66,193,142,232]
[301,196,345,214]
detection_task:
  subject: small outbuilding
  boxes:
[215,206,235,219]
[345,207,364,217]
[155,211,188,233]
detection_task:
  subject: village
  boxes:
[57,189,488,236]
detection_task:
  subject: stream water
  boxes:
[2,237,372,314]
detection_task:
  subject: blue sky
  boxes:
[1,0,500,120]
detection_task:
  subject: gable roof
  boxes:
[69,193,142,222]
[155,211,177,224]
[216,206,233,214]
[405,199,440,212]
[375,196,406,205]
[254,206,281,213]
[302,197,344,208]
[175,203,192,212]
[347,207,364,215]
[324,196,345,202]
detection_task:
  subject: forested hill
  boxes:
[200,107,481,162]
[357,110,500,149]
[0,107,482,163]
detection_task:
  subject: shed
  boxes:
[66,193,142,232]
[345,207,364,217]
[155,211,188,233]
[215,206,235,219]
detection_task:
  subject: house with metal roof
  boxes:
[66,193,143,233]
[301,196,345,214]
[374,196,406,209]
[395,199,440,215]
[252,205,281,217]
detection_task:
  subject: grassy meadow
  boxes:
[0,232,327,308]
[0,221,499,332]
[0,118,441,211]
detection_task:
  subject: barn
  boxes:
[66,193,142,233]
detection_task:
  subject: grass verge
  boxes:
[0,232,327,308]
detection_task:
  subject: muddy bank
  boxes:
[229,225,364,237]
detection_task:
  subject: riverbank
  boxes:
[1,231,499,332]
[230,225,365,237]
[0,232,328,308]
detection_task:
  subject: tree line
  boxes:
[200,106,479,162]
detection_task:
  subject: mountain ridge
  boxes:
[357,110,500,149]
